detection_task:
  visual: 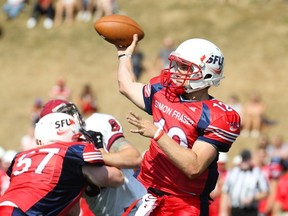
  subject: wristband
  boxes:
[153,128,164,141]
[118,54,132,59]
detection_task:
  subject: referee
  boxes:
[221,149,269,216]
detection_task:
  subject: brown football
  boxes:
[94,14,145,47]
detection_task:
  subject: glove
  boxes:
[80,128,104,148]
[85,130,104,149]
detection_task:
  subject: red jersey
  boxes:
[275,172,288,211]
[139,76,240,198]
[0,142,103,216]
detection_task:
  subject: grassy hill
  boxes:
[0,0,288,164]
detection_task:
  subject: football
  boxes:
[94,14,145,47]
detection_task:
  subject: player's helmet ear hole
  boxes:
[204,74,212,80]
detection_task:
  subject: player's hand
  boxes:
[126,111,158,138]
[116,34,138,56]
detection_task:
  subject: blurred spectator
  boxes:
[155,36,175,70]
[49,77,72,100]
[0,146,5,170]
[257,134,271,150]
[132,46,145,81]
[209,152,228,216]
[253,143,280,216]
[26,0,55,29]
[93,0,117,20]
[76,0,93,22]
[267,134,288,161]
[241,92,266,138]
[272,159,288,216]
[227,94,243,119]
[269,157,284,185]
[0,149,17,196]
[221,149,269,216]
[30,97,43,126]
[232,154,242,167]
[54,0,78,27]
[78,83,98,117]
[253,141,270,169]
[3,0,26,20]
[20,127,36,151]
[1,150,17,171]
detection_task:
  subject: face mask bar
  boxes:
[168,54,203,82]
[161,54,204,96]
[52,103,86,128]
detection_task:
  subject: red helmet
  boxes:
[40,99,85,127]
[40,99,68,118]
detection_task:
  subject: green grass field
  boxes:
[1,0,288,165]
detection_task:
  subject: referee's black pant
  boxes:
[231,207,258,216]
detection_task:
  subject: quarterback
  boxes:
[116,35,241,215]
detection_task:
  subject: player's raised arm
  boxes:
[94,16,145,110]
[116,34,145,110]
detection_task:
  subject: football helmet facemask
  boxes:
[40,99,86,128]
[161,38,224,95]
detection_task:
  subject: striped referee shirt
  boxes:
[222,166,269,208]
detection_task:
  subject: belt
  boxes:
[148,187,171,197]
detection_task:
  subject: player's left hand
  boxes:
[126,111,158,138]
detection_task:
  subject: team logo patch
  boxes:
[189,107,196,112]
[229,122,240,132]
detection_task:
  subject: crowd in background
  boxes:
[2,0,287,30]
[2,0,118,29]
[1,0,288,214]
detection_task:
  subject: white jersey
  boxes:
[83,113,146,216]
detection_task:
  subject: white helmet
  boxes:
[35,113,82,146]
[161,38,224,94]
